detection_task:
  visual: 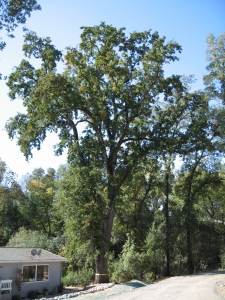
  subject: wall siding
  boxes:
[0,261,63,298]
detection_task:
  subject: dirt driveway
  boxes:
[108,270,225,300]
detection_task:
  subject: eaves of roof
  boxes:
[0,258,68,263]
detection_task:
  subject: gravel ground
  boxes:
[45,270,225,300]
[77,280,150,300]
[108,271,225,300]
[38,281,148,300]
[64,270,225,300]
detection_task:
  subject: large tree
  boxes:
[6,23,186,282]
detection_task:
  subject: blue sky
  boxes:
[0,0,224,178]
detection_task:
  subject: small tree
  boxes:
[145,222,164,280]
[110,234,145,282]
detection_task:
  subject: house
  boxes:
[0,247,67,300]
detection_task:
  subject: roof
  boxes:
[0,247,68,263]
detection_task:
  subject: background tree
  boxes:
[174,153,223,273]
[7,227,67,254]
[149,77,211,276]
[0,158,26,245]
[21,167,60,237]
[112,157,159,249]
[203,32,225,104]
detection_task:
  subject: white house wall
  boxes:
[0,262,19,300]
[0,261,63,299]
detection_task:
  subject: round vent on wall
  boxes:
[31,248,37,256]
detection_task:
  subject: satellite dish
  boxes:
[37,249,42,256]
[31,249,37,256]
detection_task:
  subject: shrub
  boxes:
[62,268,94,287]
[27,290,41,299]
[144,223,164,280]
[220,250,225,269]
[110,235,145,282]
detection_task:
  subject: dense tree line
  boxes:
[1,24,225,284]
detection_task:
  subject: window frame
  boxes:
[22,264,49,283]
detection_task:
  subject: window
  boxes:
[23,266,35,282]
[37,265,48,281]
[23,265,48,282]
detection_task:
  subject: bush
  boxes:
[62,268,94,287]
[27,290,41,299]
[109,235,145,282]
[220,251,225,269]
[144,223,164,280]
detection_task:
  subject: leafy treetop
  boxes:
[204,33,225,104]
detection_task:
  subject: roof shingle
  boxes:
[0,247,67,263]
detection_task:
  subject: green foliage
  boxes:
[4,23,185,281]
[60,240,98,272]
[203,33,225,104]
[110,235,145,282]
[56,163,106,269]
[20,167,63,237]
[221,250,225,269]
[4,23,225,281]
[7,227,66,254]
[62,269,94,287]
[0,159,27,245]
[0,0,41,78]
[0,0,41,37]
[144,223,164,279]
[112,159,159,247]
[174,163,224,273]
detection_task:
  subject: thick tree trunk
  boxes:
[95,253,109,283]
[95,152,131,283]
[95,199,115,283]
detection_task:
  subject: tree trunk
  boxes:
[187,223,194,274]
[185,153,203,274]
[95,253,109,283]
[164,173,170,277]
[95,198,115,283]
[187,193,194,274]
